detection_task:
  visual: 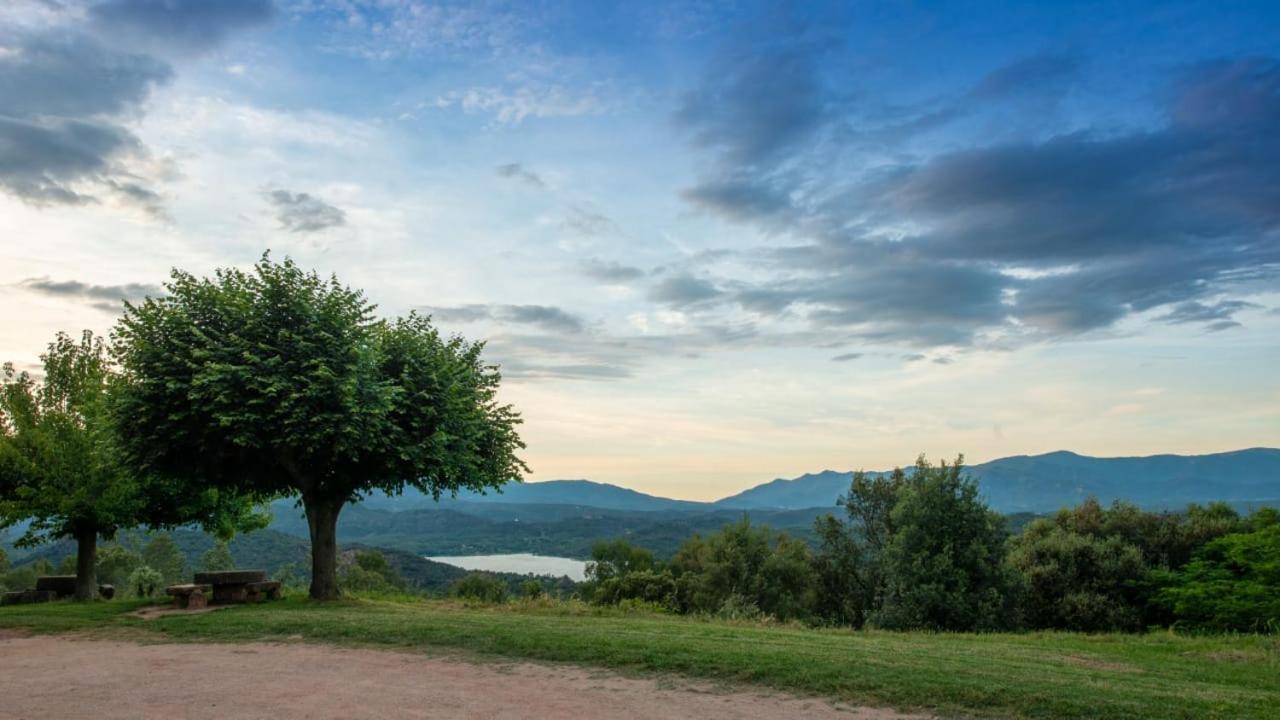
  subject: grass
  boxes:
[3,597,1277,719]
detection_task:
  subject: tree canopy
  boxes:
[113,255,528,599]
[0,331,147,600]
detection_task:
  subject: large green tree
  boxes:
[113,256,528,599]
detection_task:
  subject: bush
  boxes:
[338,550,406,593]
[671,519,817,621]
[1157,513,1280,633]
[520,579,546,599]
[200,541,236,572]
[449,572,508,603]
[585,539,655,583]
[1008,523,1149,632]
[593,569,677,609]
[96,545,142,589]
[128,565,164,597]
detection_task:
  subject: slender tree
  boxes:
[113,255,528,599]
[0,331,139,600]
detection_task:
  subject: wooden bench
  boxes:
[165,584,213,610]
[245,581,282,603]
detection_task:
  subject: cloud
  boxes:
[676,31,830,167]
[0,2,271,213]
[89,0,275,55]
[648,274,723,308]
[436,84,609,124]
[495,162,544,187]
[0,34,171,209]
[580,259,644,284]
[831,353,862,362]
[563,206,617,237]
[970,53,1079,99]
[265,190,346,233]
[425,304,586,334]
[674,43,1280,348]
[17,277,162,312]
[1158,300,1259,326]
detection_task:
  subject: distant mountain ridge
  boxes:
[358,448,1279,515]
[716,448,1280,512]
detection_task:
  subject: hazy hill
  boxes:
[358,479,704,513]
[715,448,1280,512]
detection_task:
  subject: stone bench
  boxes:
[1,589,58,606]
[244,581,282,603]
[34,576,117,600]
[165,583,213,610]
[194,570,268,604]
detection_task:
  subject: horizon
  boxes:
[3,1,1279,502]
[473,445,1280,504]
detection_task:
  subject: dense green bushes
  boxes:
[583,457,1278,634]
[450,572,509,602]
[1156,510,1280,632]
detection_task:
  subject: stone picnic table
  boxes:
[164,570,281,609]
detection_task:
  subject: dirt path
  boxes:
[0,634,927,719]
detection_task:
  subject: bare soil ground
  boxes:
[0,634,927,719]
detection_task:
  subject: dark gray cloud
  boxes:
[426,304,585,334]
[266,190,346,233]
[831,352,862,362]
[0,2,270,212]
[495,162,544,187]
[580,258,644,284]
[676,32,830,168]
[0,34,171,208]
[17,277,162,312]
[0,35,172,118]
[675,43,1280,347]
[648,274,723,308]
[89,0,275,54]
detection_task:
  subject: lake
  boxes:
[425,553,589,581]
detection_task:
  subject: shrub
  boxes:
[671,519,817,621]
[449,572,508,603]
[128,565,164,597]
[593,569,677,609]
[1009,523,1149,632]
[520,579,546,599]
[1157,515,1280,633]
[338,550,406,593]
[96,545,142,589]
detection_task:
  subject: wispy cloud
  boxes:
[16,277,162,312]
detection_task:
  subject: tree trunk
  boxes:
[304,495,342,601]
[74,530,98,602]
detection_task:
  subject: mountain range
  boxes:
[366,448,1280,515]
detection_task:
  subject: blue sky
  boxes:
[1,0,1277,500]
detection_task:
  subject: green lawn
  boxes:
[2,597,1277,719]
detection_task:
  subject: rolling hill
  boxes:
[348,448,1279,515]
[714,448,1280,512]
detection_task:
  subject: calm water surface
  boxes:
[425,553,588,581]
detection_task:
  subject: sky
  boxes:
[1,0,1278,501]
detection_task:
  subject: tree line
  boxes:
[1,255,526,600]
[579,457,1280,633]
